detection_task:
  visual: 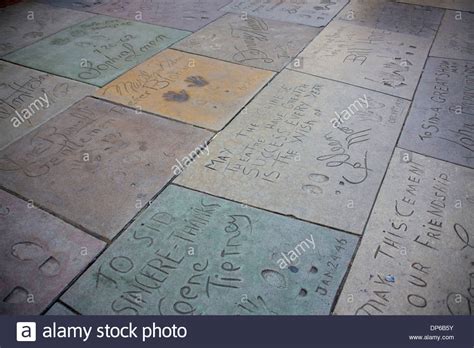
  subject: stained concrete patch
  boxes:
[90,0,232,32]
[0,97,213,239]
[430,10,474,61]
[396,0,474,12]
[4,15,190,87]
[336,0,443,39]
[97,49,274,130]
[173,13,321,72]
[221,0,349,27]
[61,185,358,315]
[292,21,432,100]
[45,302,76,315]
[0,190,105,315]
[0,61,96,150]
[398,58,474,169]
[0,1,94,56]
[176,69,409,234]
[334,148,474,315]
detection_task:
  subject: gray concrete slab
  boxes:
[0,1,94,56]
[336,0,443,39]
[335,148,474,315]
[430,10,474,61]
[0,190,105,315]
[397,0,474,12]
[176,69,409,234]
[291,21,432,99]
[0,61,96,150]
[399,58,474,169]
[0,97,213,239]
[221,0,349,27]
[90,0,232,32]
[61,185,358,315]
[173,13,321,72]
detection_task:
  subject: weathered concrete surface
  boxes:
[399,58,474,169]
[0,190,105,315]
[336,0,443,38]
[221,0,349,27]
[97,49,274,130]
[0,61,96,150]
[34,0,108,11]
[396,0,474,12]
[292,21,432,99]
[335,148,474,315]
[173,13,321,72]
[45,302,76,315]
[430,10,474,61]
[4,15,190,87]
[62,185,358,315]
[0,97,213,239]
[176,69,409,234]
[0,1,94,56]
[90,0,232,32]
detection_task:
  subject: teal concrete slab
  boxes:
[0,97,213,239]
[221,0,349,27]
[0,190,105,315]
[0,1,94,56]
[173,13,321,72]
[0,61,96,150]
[398,58,474,169]
[4,15,190,87]
[45,302,76,315]
[61,185,358,315]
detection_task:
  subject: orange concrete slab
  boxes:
[97,49,274,130]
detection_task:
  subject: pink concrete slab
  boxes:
[0,189,105,315]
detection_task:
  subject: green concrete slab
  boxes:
[4,15,190,87]
[61,185,358,315]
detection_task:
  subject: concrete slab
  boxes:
[336,0,443,39]
[173,13,321,72]
[0,190,105,315]
[61,185,358,315]
[0,97,213,239]
[4,15,190,87]
[397,0,474,12]
[221,0,349,27]
[45,302,75,315]
[90,0,232,32]
[398,58,474,169]
[334,148,474,315]
[430,10,474,61]
[97,49,274,130]
[176,69,409,234]
[292,21,432,100]
[0,1,94,56]
[0,61,96,150]
[34,0,108,11]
